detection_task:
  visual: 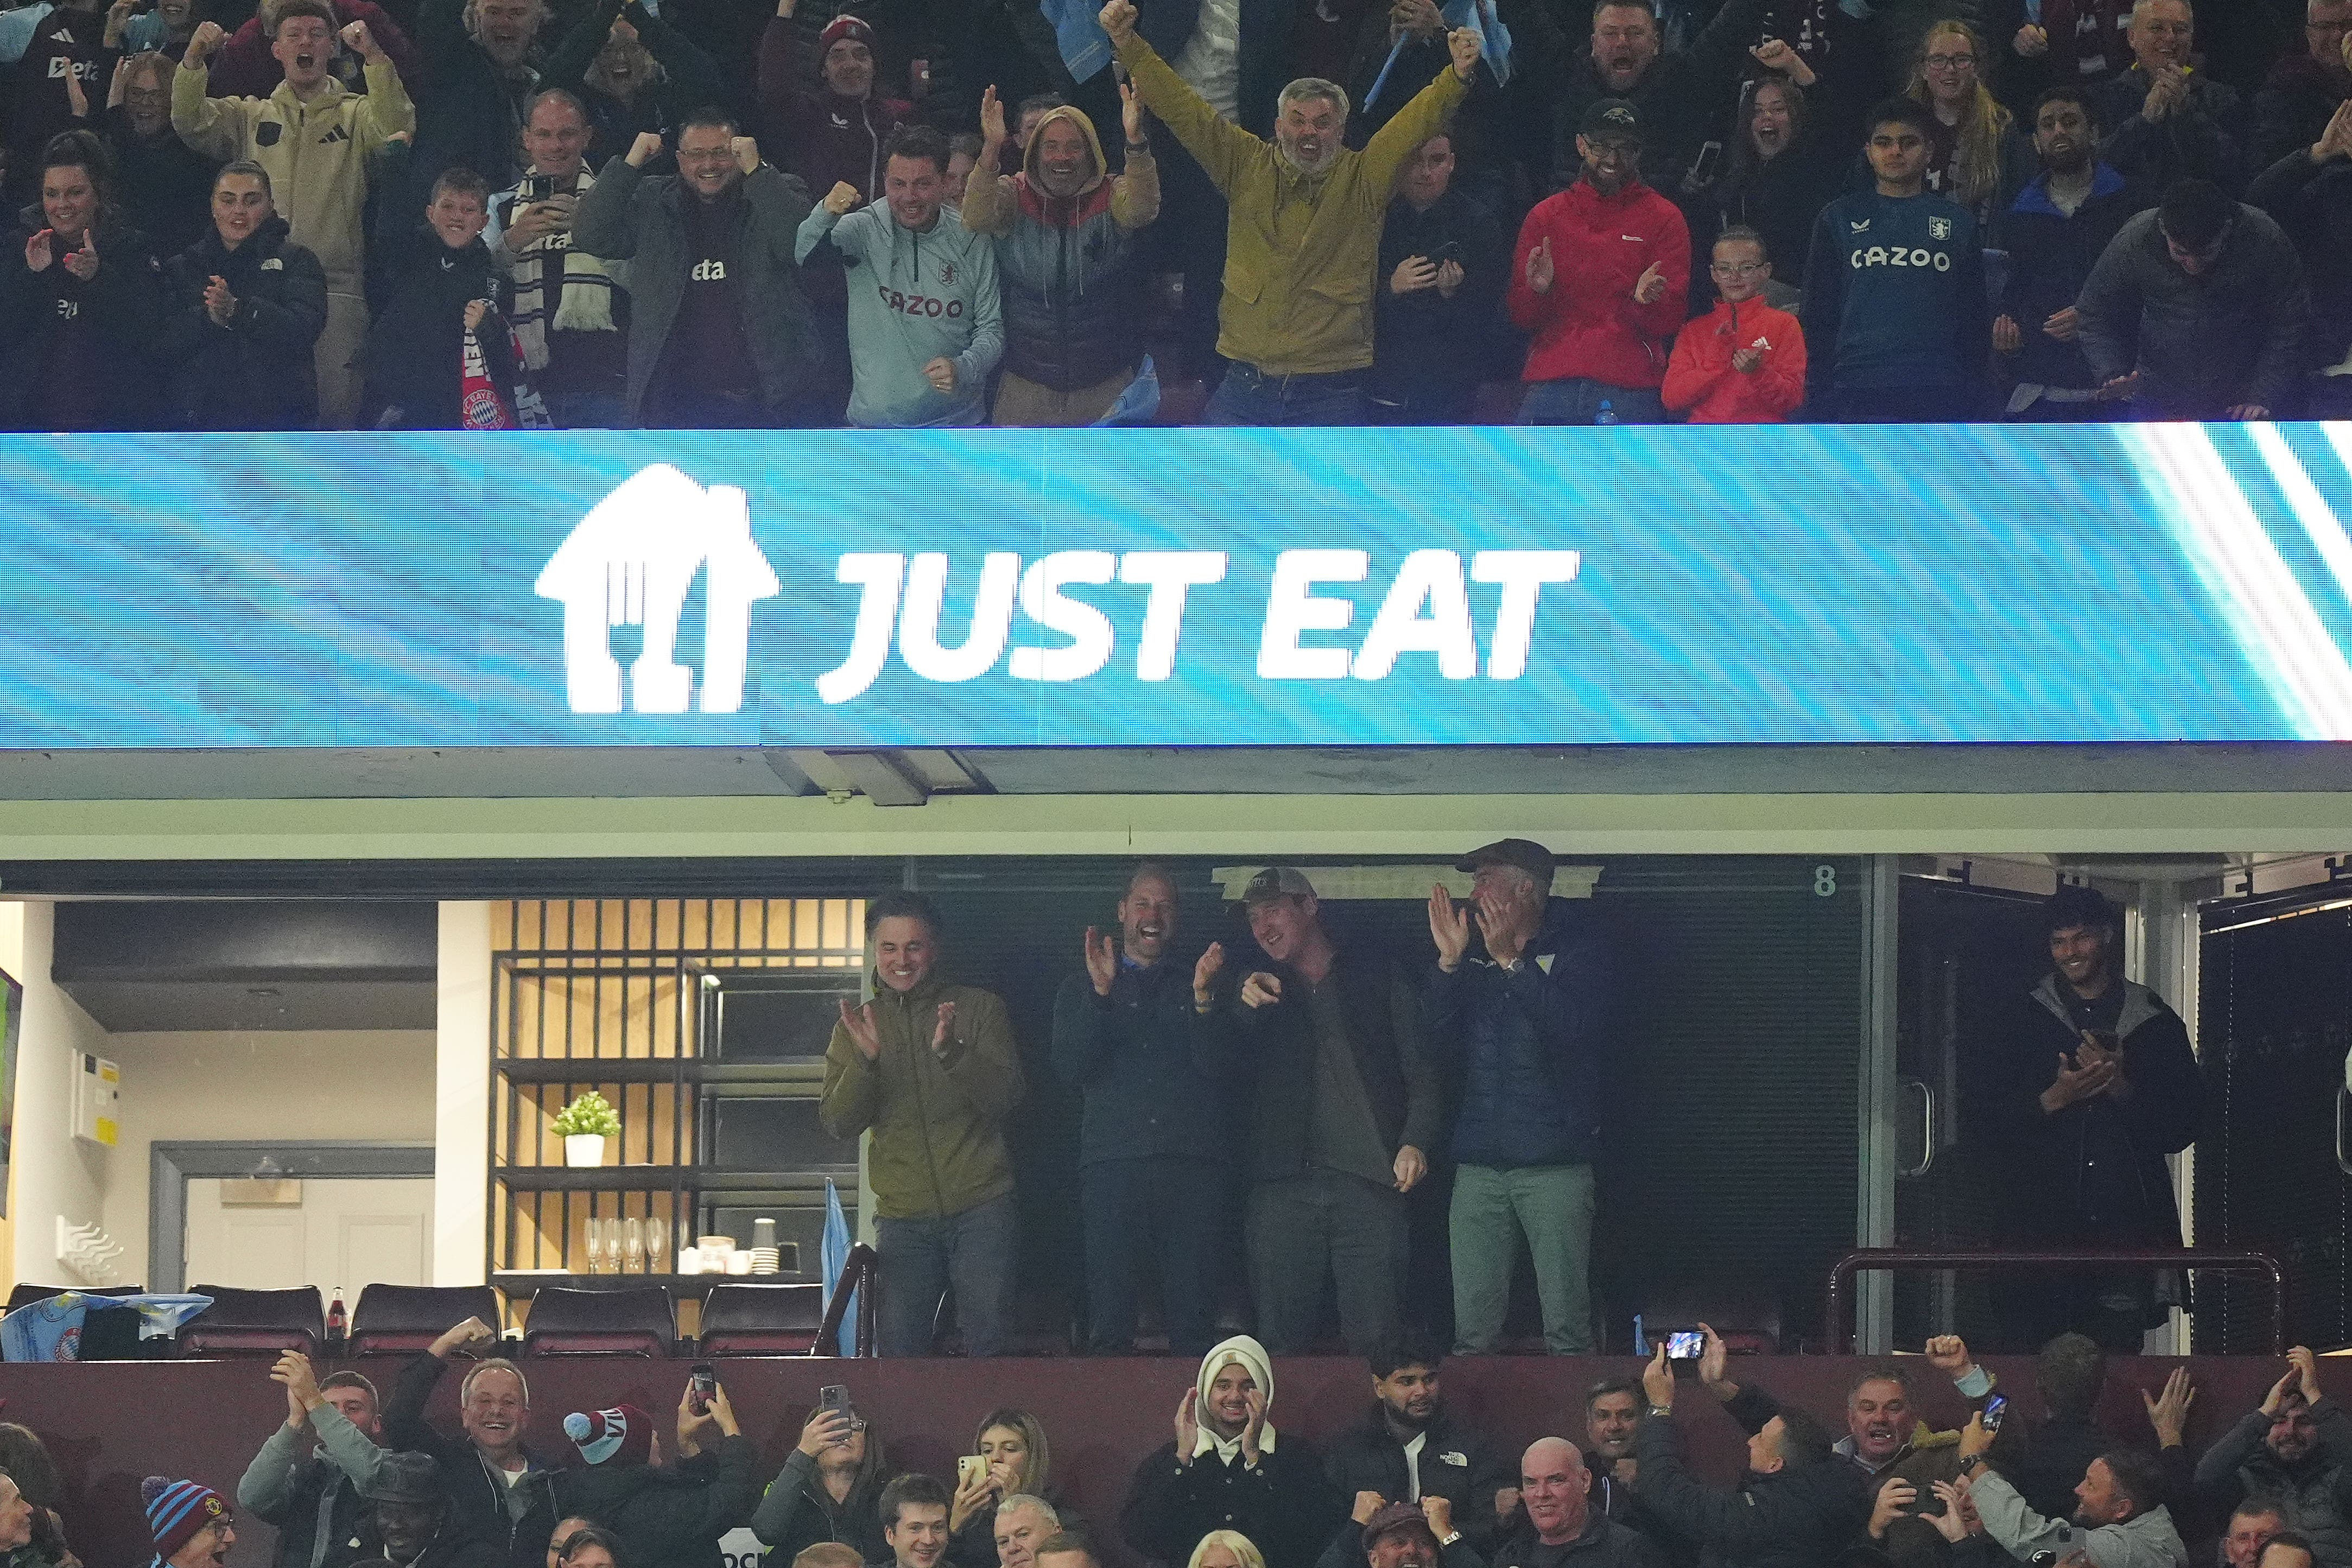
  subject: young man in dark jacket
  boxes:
[1321,1339,1513,1555]
[1426,839,1607,1356]
[238,1353,390,1568]
[1632,1349,1863,1568]
[354,1452,507,1568]
[1977,885,2203,1350]
[1049,863,1231,1356]
[1373,132,1505,424]
[1195,867,1441,1357]
[384,1318,561,1568]
[1802,97,1988,421]
[1120,1336,1343,1568]
[0,128,163,429]
[161,158,327,427]
[570,111,821,427]
[961,85,1158,426]
[1995,86,2151,417]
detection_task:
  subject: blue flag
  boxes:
[1092,356,1162,426]
[1042,0,1112,84]
[1364,0,1513,111]
[821,1178,859,1356]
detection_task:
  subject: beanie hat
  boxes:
[563,1405,652,1468]
[819,14,874,58]
[143,1477,227,1565]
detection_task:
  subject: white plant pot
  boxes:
[563,1134,607,1168]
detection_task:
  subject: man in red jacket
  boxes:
[1663,226,1805,422]
[1506,97,1689,424]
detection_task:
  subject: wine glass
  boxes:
[644,1214,669,1274]
[623,1216,646,1274]
[582,1217,605,1276]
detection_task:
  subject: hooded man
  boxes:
[1120,1336,1344,1568]
[1484,1440,1662,1568]
[2195,1349,2352,1567]
[818,890,1023,1356]
[961,81,1159,426]
[235,1353,390,1568]
[796,120,1003,427]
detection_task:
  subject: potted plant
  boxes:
[553,1091,620,1167]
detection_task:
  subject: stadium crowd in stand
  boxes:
[0,1327,2347,1568]
[0,850,2269,1568]
[0,0,2337,426]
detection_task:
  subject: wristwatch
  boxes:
[1646,1404,1673,1419]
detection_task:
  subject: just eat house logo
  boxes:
[537,466,1581,716]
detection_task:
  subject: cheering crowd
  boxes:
[0,0,2337,427]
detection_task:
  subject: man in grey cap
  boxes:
[1311,1499,1482,1568]
[1426,840,1609,1355]
[1196,866,1440,1355]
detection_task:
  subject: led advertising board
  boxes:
[7,422,2352,748]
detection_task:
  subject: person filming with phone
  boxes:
[484,87,629,427]
[1978,885,2202,1351]
[751,1392,888,1566]
[1950,1411,2187,1568]
[555,1372,759,1568]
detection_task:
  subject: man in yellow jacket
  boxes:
[821,890,1024,1357]
[1100,0,1479,425]
[174,2,415,427]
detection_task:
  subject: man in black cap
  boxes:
[1977,884,2202,1350]
[1196,866,1440,1355]
[353,1452,501,1568]
[1505,99,1690,426]
[1425,840,1609,1355]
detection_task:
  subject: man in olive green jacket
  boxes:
[1099,0,1480,424]
[820,890,1024,1356]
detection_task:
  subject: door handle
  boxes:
[2337,1084,2352,1178]
[1898,1077,1937,1178]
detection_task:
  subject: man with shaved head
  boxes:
[1488,1439,1662,1568]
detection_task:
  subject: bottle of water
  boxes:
[1594,398,1618,426]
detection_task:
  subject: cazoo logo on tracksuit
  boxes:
[878,285,963,319]
[1849,243,1953,272]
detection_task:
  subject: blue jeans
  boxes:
[1517,378,1669,426]
[546,389,629,429]
[1081,1153,1227,1355]
[873,1190,1017,1356]
[1203,363,1369,426]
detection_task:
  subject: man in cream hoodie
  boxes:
[796,120,1001,427]
[1120,1336,1343,1568]
[173,1,415,427]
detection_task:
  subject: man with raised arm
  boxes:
[1096,0,1479,424]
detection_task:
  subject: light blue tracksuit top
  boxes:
[796,196,1003,428]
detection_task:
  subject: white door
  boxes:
[183,1177,435,1292]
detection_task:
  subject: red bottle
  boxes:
[327,1287,347,1343]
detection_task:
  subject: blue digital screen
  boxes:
[8,422,2352,749]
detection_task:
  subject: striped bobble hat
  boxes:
[143,1476,227,1564]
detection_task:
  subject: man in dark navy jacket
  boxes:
[1425,837,1608,1355]
[1050,861,1232,1356]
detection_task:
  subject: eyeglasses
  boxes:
[1710,261,1766,276]
[1923,53,1976,69]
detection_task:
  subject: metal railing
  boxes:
[814,1242,879,1356]
[1823,1246,2287,1353]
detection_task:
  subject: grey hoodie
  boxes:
[795,195,1003,427]
[1969,1472,2188,1568]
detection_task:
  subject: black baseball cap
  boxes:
[1578,98,1641,142]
